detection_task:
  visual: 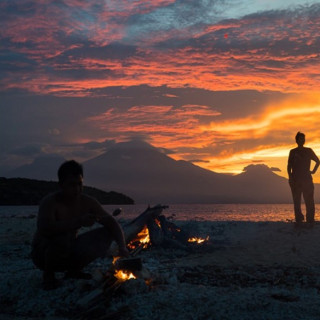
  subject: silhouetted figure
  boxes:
[287,132,319,224]
[31,160,129,290]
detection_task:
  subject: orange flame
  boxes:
[188,236,209,244]
[113,256,120,264]
[114,269,136,281]
[155,219,161,227]
[112,256,137,281]
[127,225,151,249]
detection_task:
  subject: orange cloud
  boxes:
[86,104,221,153]
[85,93,320,183]
[197,94,320,181]
[2,3,320,95]
[2,1,320,181]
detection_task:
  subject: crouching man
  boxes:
[31,160,129,290]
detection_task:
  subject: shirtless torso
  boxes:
[31,172,129,290]
[35,192,103,239]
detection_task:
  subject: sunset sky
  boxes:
[1,0,320,181]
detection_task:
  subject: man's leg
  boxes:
[41,236,73,289]
[290,180,304,223]
[303,180,315,223]
[66,227,113,274]
[31,241,59,290]
[32,235,72,289]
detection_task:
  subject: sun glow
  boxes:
[191,94,320,182]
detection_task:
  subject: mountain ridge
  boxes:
[82,140,299,203]
[4,140,319,204]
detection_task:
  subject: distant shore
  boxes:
[0,177,134,205]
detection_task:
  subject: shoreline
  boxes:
[1,215,320,319]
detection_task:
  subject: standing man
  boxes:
[31,160,129,290]
[287,132,319,224]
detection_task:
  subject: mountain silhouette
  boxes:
[231,164,292,203]
[5,154,66,181]
[6,140,319,204]
[83,140,299,204]
[84,140,234,203]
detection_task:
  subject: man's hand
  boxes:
[118,246,130,258]
[80,214,96,227]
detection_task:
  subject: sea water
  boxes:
[1,203,320,222]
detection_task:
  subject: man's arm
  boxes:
[89,198,128,256]
[37,197,82,236]
[310,149,320,175]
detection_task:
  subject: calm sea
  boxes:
[1,203,320,222]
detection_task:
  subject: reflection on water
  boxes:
[1,204,319,222]
[103,203,320,222]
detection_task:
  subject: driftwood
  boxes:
[147,218,164,246]
[145,213,193,251]
[108,204,168,255]
[124,204,169,242]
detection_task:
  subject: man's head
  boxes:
[58,160,83,199]
[295,131,305,147]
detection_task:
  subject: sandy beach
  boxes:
[1,214,320,320]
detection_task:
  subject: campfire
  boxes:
[127,226,150,250]
[77,205,211,319]
[110,205,211,283]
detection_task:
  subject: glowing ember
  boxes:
[112,256,137,281]
[113,256,120,264]
[188,236,209,244]
[127,226,151,249]
[114,269,136,281]
[155,219,161,227]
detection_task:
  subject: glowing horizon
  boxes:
[1,0,320,184]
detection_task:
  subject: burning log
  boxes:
[158,215,190,243]
[108,204,168,255]
[75,205,212,319]
[127,226,150,252]
[147,218,164,246]
[124,204,169,242]
[110,204,210,255]
[122,207,211,252]
[146,214,199,250]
